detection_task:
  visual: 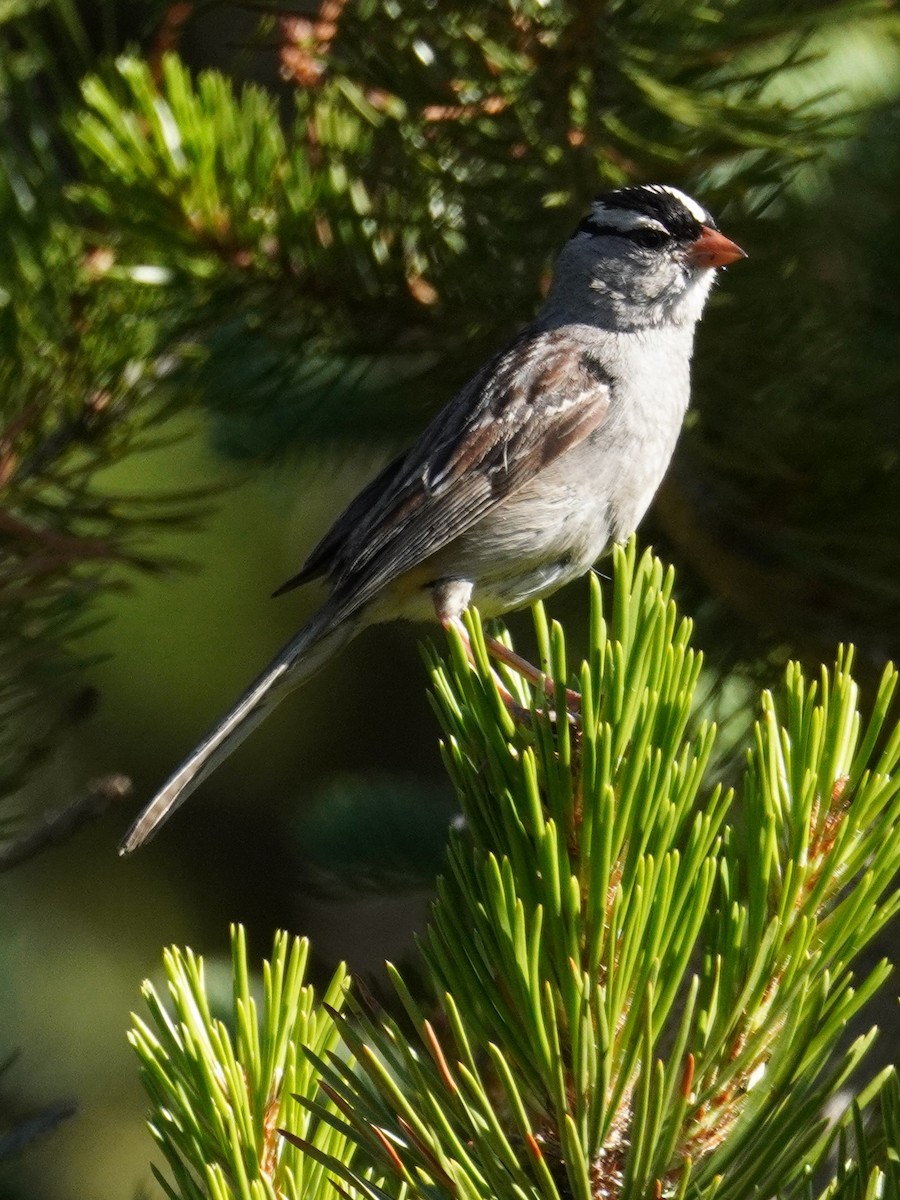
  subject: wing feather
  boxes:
[274,328,612,623]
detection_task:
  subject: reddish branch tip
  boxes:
[681,1052,695,1100]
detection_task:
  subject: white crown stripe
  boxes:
[653,185,710,225]
[586,184,712,238]
[589,205,668,234]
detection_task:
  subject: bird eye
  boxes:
[628,229,670,250]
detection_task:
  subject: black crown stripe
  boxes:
[578,185,713,243]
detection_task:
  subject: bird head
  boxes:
[547,183,746,330]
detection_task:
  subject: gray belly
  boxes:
[464,406,682,609]
[389,367,689,622]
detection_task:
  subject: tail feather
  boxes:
[118,614,353,855]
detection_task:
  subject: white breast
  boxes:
[386,324,695,623]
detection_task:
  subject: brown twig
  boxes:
[0,1100,77,1159]
[279,0,349,89]
[0,774,132,872]
[0,509,125,565]
[149,3,194,81]
[0,401,43,487]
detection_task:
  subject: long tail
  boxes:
[118,612,356,855]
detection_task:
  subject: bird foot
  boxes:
[441,616,580,724]
[483,635,581,717]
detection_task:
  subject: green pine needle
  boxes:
[303,541,899,1200]
[133,544,899,1200]
[129,926,355,1199]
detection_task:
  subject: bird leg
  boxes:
[484,633,582,717]
[431,581,580,718]
[435,599,579,723]
[439,613,533,720]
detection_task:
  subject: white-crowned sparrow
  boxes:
[120,183,745,854]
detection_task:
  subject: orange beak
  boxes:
[686,225,747,269]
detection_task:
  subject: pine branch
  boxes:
[0,773,132,872]
[0,1051,76,1167]
[0,7,223,800]
[67,1,874,459]
[130,926,357,1200]
[54,1,900,664]
[0,1099,77,1163]
[132,545,900,1200]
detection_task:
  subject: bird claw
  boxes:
[441,616,581,725]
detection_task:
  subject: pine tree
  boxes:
[2,1,898,815]
[1,1,898,1191]
[130,548,900,1200]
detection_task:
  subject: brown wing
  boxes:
[276,328,612,623]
